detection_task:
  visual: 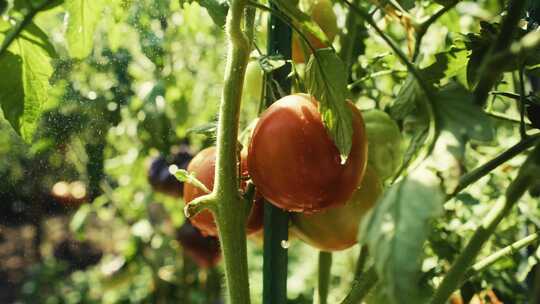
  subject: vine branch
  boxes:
[430,143,540,304]
[340,266,378,304]
[465,232,539,279]
[412,0,460,61]
[447,133,540,200]
[473,0,528,106]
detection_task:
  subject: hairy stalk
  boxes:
[214,0,252,303]
[317,251,332,304]
[430,144,540,304]
[0,0,52,57]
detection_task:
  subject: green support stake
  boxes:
[262,2,292,304]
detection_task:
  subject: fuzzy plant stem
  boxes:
[213,0,252,303]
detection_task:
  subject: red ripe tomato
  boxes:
[183,147,264,237]
[291,167,382,251]
[247,94,368,213]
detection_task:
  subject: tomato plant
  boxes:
[1,0,540,304]
[247,94,368,213]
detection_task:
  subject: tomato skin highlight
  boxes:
[247,94,368,213]
[291,167,382,251]
[183,147,264,237]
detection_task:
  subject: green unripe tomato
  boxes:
[363,109,403,181]
[290,167,382,251]
[243,60,263,102]
[311,0,338,41]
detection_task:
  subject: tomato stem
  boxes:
[412,0,459,62]
[429,143,540,304]
[183,194,217,218]
[0,0,53,58]
[339,266,378,304]
[213,0,252,302]
[447,133,540,200]
[473,0,527,106]
[317,251,332,304]
[466,232,539,279]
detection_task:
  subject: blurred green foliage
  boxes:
[0,0,539,303]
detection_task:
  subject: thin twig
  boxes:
[340,266,378,304]
[447,133,540,200]
[430,143,540,304]
[413,0,460,61]
[341,0,438,174]
[473,0,528,105]
[465,232,539,279]
[519,65,527,138]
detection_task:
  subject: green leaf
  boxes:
[359,170,444,304]
[434,82,494,143]
[305,48,353,160]
[0,20,56,142]
[171,168,211,194]
[186,121,217,138]
[389,75,426,120]
[528,0,540,25]
[180,0,229,27]
[65,0,106,59]
[421,47,468,85]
